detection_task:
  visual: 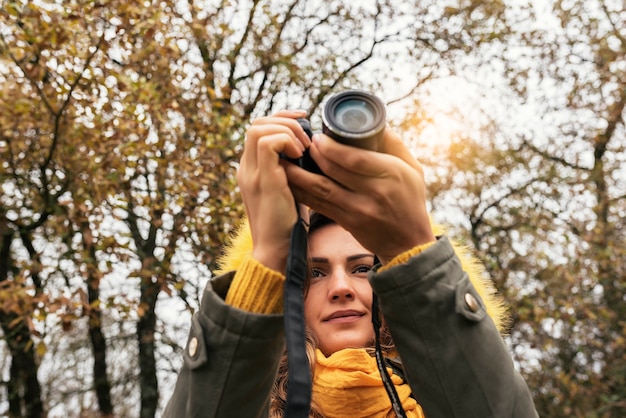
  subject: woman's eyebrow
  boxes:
[309,254,375,264]
[347,254,375,262]
[309,253,374,264]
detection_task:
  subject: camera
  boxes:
[289,90,386,174]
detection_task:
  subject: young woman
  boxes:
[270,212,421,416]
[163,111,538,417]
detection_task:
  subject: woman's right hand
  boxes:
[237,110,311,273]
[285,127,435,264]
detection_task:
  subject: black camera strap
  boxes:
[372,292,408,418]
[283,216,312,417]
[283,218,408,418]
[282,112,406,416]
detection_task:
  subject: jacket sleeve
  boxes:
[370,236,538,418]
[162,272,285,418]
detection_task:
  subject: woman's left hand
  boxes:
[285,127,436,264]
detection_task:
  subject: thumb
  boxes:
[378,127,421,171]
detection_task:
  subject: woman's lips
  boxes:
[323,310,365,323]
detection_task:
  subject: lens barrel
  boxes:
[322,90,386,151]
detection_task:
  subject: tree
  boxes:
[1,0,510,416]
[403,1,625,416]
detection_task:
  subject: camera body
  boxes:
[290,90,386,174]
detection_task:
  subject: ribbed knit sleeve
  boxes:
[224,258,286,314]
[378,241,436,272]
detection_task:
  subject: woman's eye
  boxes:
[353,265,373,275]
[310,268,325,279]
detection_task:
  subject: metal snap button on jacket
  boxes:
[188,337,198,357]
[464,293,480,312]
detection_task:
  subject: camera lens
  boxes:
[334,99,377,132]
[322,90,386,151]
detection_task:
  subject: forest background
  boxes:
[0,0,624,417]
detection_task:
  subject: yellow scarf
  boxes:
[312,348,425,418]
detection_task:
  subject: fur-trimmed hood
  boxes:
[216,218,508,332]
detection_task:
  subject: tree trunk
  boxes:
[80,216,114,416]
[138,276,160,418]
[87,283,114,416]
[0,224,44,417]
[5,319,45,418]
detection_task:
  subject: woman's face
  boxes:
[304,223,375,356]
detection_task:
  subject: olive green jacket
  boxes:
[162,236,538,417]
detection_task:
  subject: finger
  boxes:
[313,131,427,188]
[243,125,306,173]
[251,111,311,149]
[308,134,402,190]
[257,132,305,166]
[288,181,385,240]
[311,127,423,174]
[239,129,305,200]
[266,109,307,119]
[240,132,304,195]
[284,163,359,225]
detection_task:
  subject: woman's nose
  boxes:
[327,270,354,301]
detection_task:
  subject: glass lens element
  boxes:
[334,99,376,132]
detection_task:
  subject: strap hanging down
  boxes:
[283,217,312,417]
[372,293,408,418]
